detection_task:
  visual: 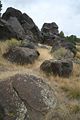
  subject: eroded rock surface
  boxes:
[3,46,40,65]
[41,22,59,45]
[40,59,73,77]
[0,74,57,120]
[0,19,16,40]
[51,36,76,56]
[2,7,42,42]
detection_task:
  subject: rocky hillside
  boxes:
[0,7,80,120]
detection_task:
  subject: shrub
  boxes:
[59,31,65,38]
[53,47,68,59]
[0,39,21,55]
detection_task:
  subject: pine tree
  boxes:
[59,31,65,38]
[0,0,2,17]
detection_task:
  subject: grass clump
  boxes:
[76,52,80,59]
[53,47,70,59]
[66,102,80,114]
[0,39,21,66]
[0,39,21,55]
[61,83,80,100]
[76,45,80,52]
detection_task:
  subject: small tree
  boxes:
[59,31,65,38]
[0,0,2,17]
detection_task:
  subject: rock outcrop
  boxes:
[0,19,16,40]
[3,47,40,65]
[2,7,42,42]
[41,22,59,45]
[7,17,25,39]
[41,23,76,56]
[51,36,77,57]
[40,59,73,77]
[0,74,57,120]
[21,39,37,49]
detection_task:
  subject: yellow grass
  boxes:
[76,45,80,52]
[0,38,21,55]
[76,51,80,59]
[0,43,80,119]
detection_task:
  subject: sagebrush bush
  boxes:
[53,47,68,59]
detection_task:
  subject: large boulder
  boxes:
[0,79,27,120]
[0,74,57,120]
[7,17,26,39]
[21,39,37,49]
[2,7,42,42]
[41,22,59,45]
[40,59,73,77]
[3,46,40,65]
[2,7,23,21]
[0,19,16,40]
[22,13,42,43]
[51,36,77,56]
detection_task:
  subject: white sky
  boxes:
[2,0,80,37]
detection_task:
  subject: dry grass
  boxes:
[53,47,68,59]
[76,51,80,59]
[0,38,21,55]
[76,45,80,52]
[75,44,80,59]
[0,45,52,79]
[67,102,80,114]
[0,43,80,119]
[61,82,80,99]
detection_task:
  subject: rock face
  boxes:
[41,23,76,56]
[40,59,73,77]
[3,47,40,65]
[51,47,74,60]
[0,79,27,120]
[0,74,57,120]
[0,19,16,40]
[7,17,25,39]
[21,38,37,49]
[51,36,77,56]
[41,22,59,45]
[2,7,42,42]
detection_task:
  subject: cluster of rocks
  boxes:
[0,7,76,52]
[0,7,74,76]
[0,7,42,42]
[0,74,56,120]
[0,7,76,120]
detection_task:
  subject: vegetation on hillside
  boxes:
[60,31,80,44]
[0,39,21,55]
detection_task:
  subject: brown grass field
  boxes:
[0,40,80,119]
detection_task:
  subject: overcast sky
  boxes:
[2,0,80,37]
